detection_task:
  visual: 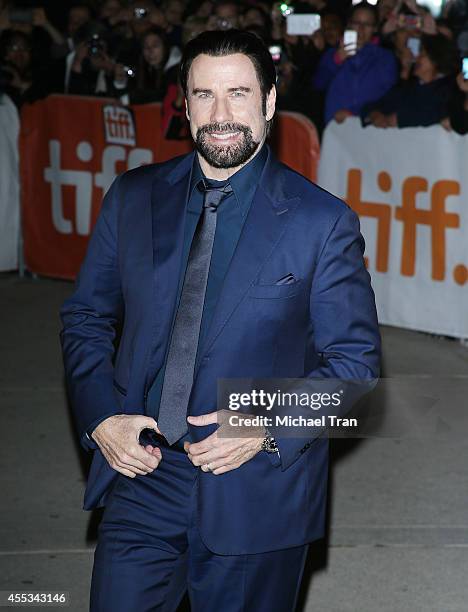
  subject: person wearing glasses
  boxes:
[313,1,398,124]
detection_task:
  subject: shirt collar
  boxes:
[188,142,269,218]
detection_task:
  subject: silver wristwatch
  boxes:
[261,430,279,454]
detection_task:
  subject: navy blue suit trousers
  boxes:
[90,445,309,611]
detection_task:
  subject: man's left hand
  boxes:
[184,411,264,475]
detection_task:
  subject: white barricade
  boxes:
[0,94,20,271]
[318,117,468,338]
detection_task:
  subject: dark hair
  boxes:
[435,17,454,33]
[179,29,276,114]
[141,26,169,62]
[0,30,33,80]
[69,2,95,17]
[242,6,271,40]
[215,0,239,13]
[0,29,32,60]
[137,26,170,93]
[421,33,460,76]
[348,2,378,26]
[73,20,109,45]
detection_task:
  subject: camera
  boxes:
[398,14,422,29]
[87,34,105,58]
[133,7,148,19]
[123,66,136,78]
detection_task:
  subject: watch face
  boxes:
[263,437,278,453]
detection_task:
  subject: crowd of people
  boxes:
[1,0,468,137]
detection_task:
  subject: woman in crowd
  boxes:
[361,33,459,128]
[313,2,398,124]
[119,26,179,104]
[0,29,53,107]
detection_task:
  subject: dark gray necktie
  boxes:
[157,180,233,445]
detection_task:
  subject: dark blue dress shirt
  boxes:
[146,144,269,441]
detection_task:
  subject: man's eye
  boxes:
[232,91,245,97]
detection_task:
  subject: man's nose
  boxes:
[210,96,232,124]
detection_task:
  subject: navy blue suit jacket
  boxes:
[60,145,380,554]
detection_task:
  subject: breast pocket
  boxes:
[247,279,303,300]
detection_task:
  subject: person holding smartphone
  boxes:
[313,1,398,124]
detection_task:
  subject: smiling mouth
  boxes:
[208,131,241,140]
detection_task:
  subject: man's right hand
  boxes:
[91,415,162,478]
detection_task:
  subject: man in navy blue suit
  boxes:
[61,29,380,612]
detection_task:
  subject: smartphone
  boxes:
[398,14,422,29]
[407,37,421,57]
[269,44,282,65]
[463,57,468,80]
[286,14,321,36]
[343,29,358,55]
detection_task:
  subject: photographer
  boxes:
[361,34,459,128]
[313,1,398,124]
[67,23,121,97]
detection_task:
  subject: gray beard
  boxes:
[195,122,260,169]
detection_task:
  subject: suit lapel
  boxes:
[195,148,301,370]
[148,153,195,373]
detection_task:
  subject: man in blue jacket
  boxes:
[61,29,380,612]
[314,2,398,124]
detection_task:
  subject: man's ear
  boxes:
[265,86,276,122]
[185,97,190,122]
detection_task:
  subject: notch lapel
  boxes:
[146,153,195,384]
[195,150,301,370]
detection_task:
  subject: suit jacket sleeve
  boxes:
[60,175,125,451]
[273,206,381,470]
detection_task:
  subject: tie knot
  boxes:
[200,181,233,210]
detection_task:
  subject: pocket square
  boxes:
[275,273,297,286]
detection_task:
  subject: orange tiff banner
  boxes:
[19,95,319,279]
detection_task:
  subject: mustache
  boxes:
[197,122,252,137]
